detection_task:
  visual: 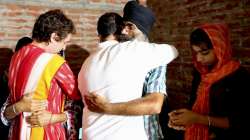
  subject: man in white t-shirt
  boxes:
[85,1,170,140]
[78,12,178,140]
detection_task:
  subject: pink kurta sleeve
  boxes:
[55,63,81,100]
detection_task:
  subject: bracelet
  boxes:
[207,116,211,128]
[12,105,17,115]
[63,111,68,123]
[49,114,53,124]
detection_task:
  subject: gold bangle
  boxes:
[64,112,68,123]
[207,116,211,127]
[49,114,53,124]
[12,105,17,114]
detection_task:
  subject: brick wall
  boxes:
[0,0,128,76]
[1,0,250,109]
[148,0,250,109]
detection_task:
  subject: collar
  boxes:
[98,40,119,48]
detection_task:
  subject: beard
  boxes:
[116,34,133,42]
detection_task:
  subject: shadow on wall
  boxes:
[65,44,90,76]
[0,48,13,140]
[0,48,13,104]
[0,48,13,75]
[64,44,90,135]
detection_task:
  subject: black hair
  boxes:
[15,37,33,52]
[32,9,75,43]
[190,28,213,49]
[97,12,125,42]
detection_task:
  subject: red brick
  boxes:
[148,0,250,107]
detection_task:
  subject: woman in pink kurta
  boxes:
[1,9,81,140]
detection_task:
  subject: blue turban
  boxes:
[123,1,156,37]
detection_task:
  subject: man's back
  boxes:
[78,40,177,140]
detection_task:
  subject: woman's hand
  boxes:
[168,119,186,130]
[4,93,47,120]
[16,92,47,113]
[168,110,185,130]
[168,108,200,128]
[26,110,52,127]
[26,110,67,127]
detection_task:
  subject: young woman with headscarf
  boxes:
[168,23,250,140]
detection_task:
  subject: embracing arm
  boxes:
[56,63,81,100]
[2,93,65,127]
[85,92,165,115]
[50,113,67,124]
[25,99,72,127]
[3,93,47,120]
[26,110,67,127]
[86,66,167,115]
[4,102,24,120]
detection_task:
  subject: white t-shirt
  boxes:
[78,40,178,140]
